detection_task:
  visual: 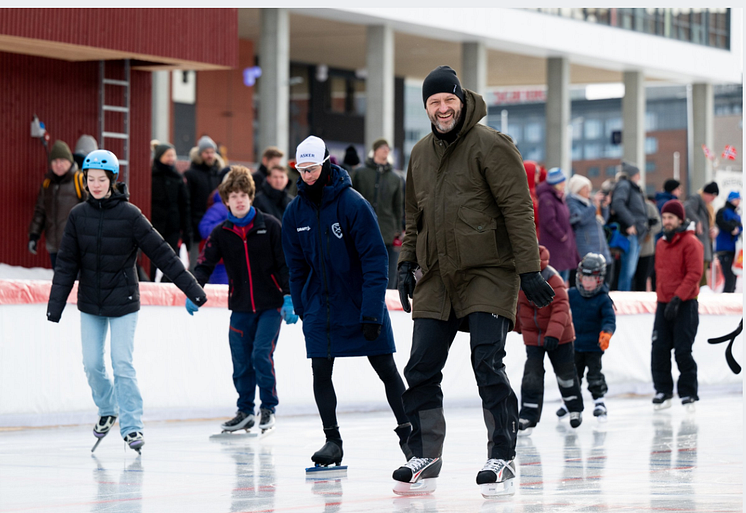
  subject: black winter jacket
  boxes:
[47,184,207,321]
[253,181,293,223]
[185,161,222,241]
[151,160,192,248]
[194,209,290,313]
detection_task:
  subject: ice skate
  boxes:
[90,415,117,453]
[124,431,144,454]
[477,458,516,498]
[517,418,536,437]
[593,400,607,421]
[681,396,697,413]
[652,393,673,411]
[220,411,255,433]
[392,456,441,495]
[306,439,347,475]
[258,408,276,435]
[569,411,582,428]
[556,404,568,419]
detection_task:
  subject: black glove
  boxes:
[520,272,555,308]
[397,261,418,314]
[362,323,382,341]
[28,239,38,255]
[543,336,559,352]
[664,296,682,321]
[648,217,659,228]
[47,311,60,323]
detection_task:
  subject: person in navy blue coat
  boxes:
[715,191,742,293]
[282,136,412,468]
[566,253,616,419]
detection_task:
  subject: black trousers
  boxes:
[633,254,655,291]
[519,343,584,423]
[311,354,408,432]
[403,311,518,460]
[718,251,737,293]
[651,300,699,400]
[574,351,607,399]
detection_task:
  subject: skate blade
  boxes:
[480,479,515,499]
[393,478,437,496]
[684,403,696,413]
[210,427,274,441]
[595,414,608,423]
[653,400,672,411]
[305,464,347,478]
[517,427,533,437]
[91,438,103,453]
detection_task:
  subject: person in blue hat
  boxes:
[715,191,742,292]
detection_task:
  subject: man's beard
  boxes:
[429,107,462,134]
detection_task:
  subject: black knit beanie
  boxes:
[703,181,719,195]
[154,143,175,163]
[663,179,680,193]
[422,66,465,107]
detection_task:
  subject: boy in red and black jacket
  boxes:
[514,245,584,435]
[191,166,298,433]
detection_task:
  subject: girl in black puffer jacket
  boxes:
[47,150,207,454]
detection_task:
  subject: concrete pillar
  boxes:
[151,71,170,143]
[691,83,714,188]
[365,24,394,153]
[462,42,487,125]
[259,8,289,156]
[545,57,570,174]
[622,71,646,188]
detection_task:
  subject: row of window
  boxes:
[583,160,657,178]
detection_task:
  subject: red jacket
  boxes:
[514,246,575,347]
[655,226,704,303]
[524,161,540,238]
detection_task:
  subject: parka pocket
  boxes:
[455,206,500,269]
[414,210,430,273]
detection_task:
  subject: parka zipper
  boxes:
[224,225,257,312]
[96,202,104,315]
[316,208,332,360]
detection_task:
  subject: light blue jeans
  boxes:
[80,311,142,438]
[617,234,641,291]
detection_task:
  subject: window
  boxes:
[525,146,544,162]
[645,112,658,131]
[572,143,583,161]
[507,124,522,144]
[585,143,603,160]
[584,119,603,140]
[606,165,618,177]
[646,160,657,173]
[605,117,622,136]
[605,144,623,159]
[571,118,584,140]
[645,137,658,154]
[525,122,543,143]
[587,167,600,177]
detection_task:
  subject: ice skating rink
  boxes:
[0,390,741,513]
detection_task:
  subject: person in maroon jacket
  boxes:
[514,245,584,435]
[651,200,704,411]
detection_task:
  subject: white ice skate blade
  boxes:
[209,427,274,441]
[684,403,696,413]
[653,400,672,411]
[517,427,533,437]
[480,478,515,499]
[305,465,348,477]
[595,414,608,423]
[393,478,437,496]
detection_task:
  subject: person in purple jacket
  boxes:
[537,168,580,282]
[198,188,229,285]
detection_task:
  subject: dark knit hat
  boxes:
[154,143,175,162]
[661,199,686,221]
[372,138,389,152]
[663,179,680,193]
[703,181,720,195]
[621,161,640,177]
[49,140,74,164]
[198,135,217,154]
[422,65,465,107]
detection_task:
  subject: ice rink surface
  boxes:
[0,390,742,513]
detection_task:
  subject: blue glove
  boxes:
[185,298,199,316]
[281,295,298,324]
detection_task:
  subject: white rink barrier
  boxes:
[0,280,741,427]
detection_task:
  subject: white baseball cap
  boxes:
[296,136,327,165]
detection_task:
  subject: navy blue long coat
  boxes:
[282,164,395,358]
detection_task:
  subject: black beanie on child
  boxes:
[422,66,465,107]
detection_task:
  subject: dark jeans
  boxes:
[633,254,655,291]
[651,300,699,400]
[574,351,607,399]
[50,252,57,270]
[519,343,583,424]
[229,309,282,414]
[403,311,518,460]
[718,251,737,293]
[311,354,408,430]
[387,244,399,289]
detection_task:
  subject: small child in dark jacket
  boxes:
[564,253,616,420]
[190,166,299,434]
[515,245,584,436]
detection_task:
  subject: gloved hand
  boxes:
[543,336,559,351]
[599,331,612,351]
[664,296,681,321]
[185,298,200,316]
[520,272,555,308]
[281,295,298,324]
[46,311,60,323]
[362,323,382,341]
[28,238,38,255]
[397,261,418,314]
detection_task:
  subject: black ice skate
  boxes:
[477,458,516,498]
[220,411,255,433]
[517,418,537,437]
[91,415,117,453]
[593,400,608,421]
[652,393,673,411]
[681,396,697,413]
[258,408,276,435]
[569,411,583,428]
[124,431,144,454]
[306,427,347,475]
[392,456,442,495]
[556,404,568,419]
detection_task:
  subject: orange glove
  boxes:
[599,331,612,351]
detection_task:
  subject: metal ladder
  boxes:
[98,59,130,187]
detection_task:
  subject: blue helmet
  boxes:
[83,150,119,176]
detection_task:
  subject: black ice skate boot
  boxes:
[394,423,414,460]
[556,404,568,419]
[221,411,255,432]
[569,411,583,428]
[91,415,117,453]
[477,458,516,498]
[652,392,673,411]
[311,427,344,467]
[518,418,537,437]
[392,456,442,495]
